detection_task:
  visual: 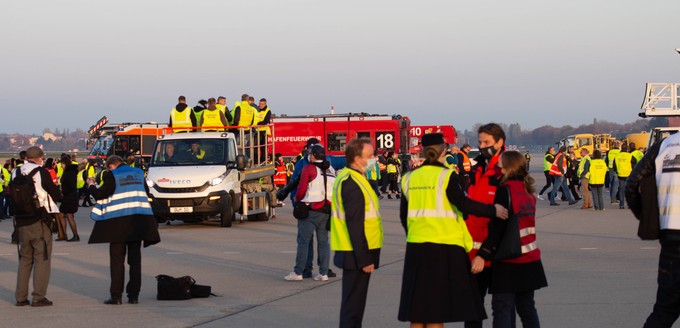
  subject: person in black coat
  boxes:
[87,156,160,305]
[57,155,80,241]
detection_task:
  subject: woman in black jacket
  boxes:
[58,155,80,241]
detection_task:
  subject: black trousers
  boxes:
[644,241,680,327]
[109,241,142,299]
[340,269,372,328]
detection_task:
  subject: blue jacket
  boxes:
[90,165,153,221]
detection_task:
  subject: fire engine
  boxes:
[271,113,411,159]
[409,125,457,155]
[87,116,167,166]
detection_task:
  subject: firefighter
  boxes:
[169,95,197,132]
[200,98,229,132]
[273,154,287,206]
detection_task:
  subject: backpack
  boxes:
[9,167,43,220]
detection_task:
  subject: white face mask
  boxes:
[363,158,377,172]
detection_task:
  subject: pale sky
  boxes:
[2,0,680,134]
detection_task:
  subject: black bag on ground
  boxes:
[494,187,523,261]
[156,275,193,300]
[190,284,213,298]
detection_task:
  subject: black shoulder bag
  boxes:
[494,187,523,261]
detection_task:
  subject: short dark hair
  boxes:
[558,146,567,153]
[106,155,124,168]
[306,138,320,147]
[345,138,371,165]
[462,143,471,149]
[218,96,226,101]
[178,95,186,101]
[629,142,636,151]
[592,150,602,159]
[478,123,506,142]
[241,94,249,101]
[19,150,27,160]
[25,147,44,160]
[248,96,255,101]
[260,98,267,102]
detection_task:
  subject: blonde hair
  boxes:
[500,151,535,194]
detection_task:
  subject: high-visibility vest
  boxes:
[387,160,399,174]
[543,153,554,171]
[577,155,591,179]
[458,150,471,172]
[631,149,644,162]
[229,102,239,125]
[607,149,620,169]
[401,165,472,249]
[615,152,633,178]
[171,107,193,132]
[77,169,85,189]
[1,167,9,192]
[216,103,227,114]
[549,153,566,176]
[189,149,205,160]
[201,109,224,131]
[331,168,384,251]
[236,101,255,127]
[589,159,607,185]
[300,165,336,203]
[255,107,272,136]
[90,165,153,221]
[193,107,204,123]
[274,162,287,186]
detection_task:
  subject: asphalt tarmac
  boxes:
[0,158,669,327]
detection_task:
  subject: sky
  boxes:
[2,0,680,134]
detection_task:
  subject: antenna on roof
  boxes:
[331,105,335,115]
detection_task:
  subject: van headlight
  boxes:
[208,172,228,186]
[146,178,154,188]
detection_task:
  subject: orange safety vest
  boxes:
[274,162,287,186]
[549,153,566,176]
[458,150,471,172]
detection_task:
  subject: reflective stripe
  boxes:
[519,227,535,238]
[472,241,482,250]
[522,242,537,254]
[91,201,152,215]
[98,191,149,205]
[407,209,458,218]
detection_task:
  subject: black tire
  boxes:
[249,193,272,222]
[221,194,234,228]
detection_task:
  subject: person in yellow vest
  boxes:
[81,160,97,207]
[76,162,86,206]
[331,138,384,327]
[385,152,401,199]
[199,98,229,132]
[588,150,608,211]
[613,144,637,210]
[398,133,508,326]
[231,94,256,146]
[607,141,621,203]
[169,95,197,133]
[0,164,6,220]
[577,148,592,209]
[188,141,206,160]
[192,99,207,125]
[216,96,234,124]
[630,142,644,163]
[255,98,273,162]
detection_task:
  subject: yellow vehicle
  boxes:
[622,132,650,151]
[559,133,614,159]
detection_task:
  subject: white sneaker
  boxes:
[313,274,329,282]
[284,272,303,281]
[536,194,544,201]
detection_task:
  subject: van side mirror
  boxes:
[236,155,246,171]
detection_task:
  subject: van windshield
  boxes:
[151,139,228,166]
[90,135,113,157]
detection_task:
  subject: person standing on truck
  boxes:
[192,99,208,124]
[87,155,160,305]
[216,96,233,123]
[232,94,256,146]
[457,144,473,191]
[255,98,272,162]
[200,98,229,132]
[285,145,334,282]
[169,95,197,133]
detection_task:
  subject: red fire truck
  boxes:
[271,113,411,158]
[409,125,457,154]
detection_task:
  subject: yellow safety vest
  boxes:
[191,149,205,159]
[607,149,620,169]
[387,159,399,174]
[236,101,255,127]
[331,168,384,251]
[615,152,633,178]
[631,149,644,163]
[577,155,591,179]
[171,107,193,132]
[255,107,272,136]
[543,153,553,171]
[77,169,85,189]
[216,103,226,114]
[201,109,224,131]
[589,159,607,185]
[401,165,473,250]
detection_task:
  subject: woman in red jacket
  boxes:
[471,151,548,328]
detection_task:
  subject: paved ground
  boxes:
[0,158,671,327]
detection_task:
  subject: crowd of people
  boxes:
[536,141,642,210]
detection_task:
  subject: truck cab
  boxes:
[146,130,275,227]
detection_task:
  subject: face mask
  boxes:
[363,158,377,172]
[480,145,498,159]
